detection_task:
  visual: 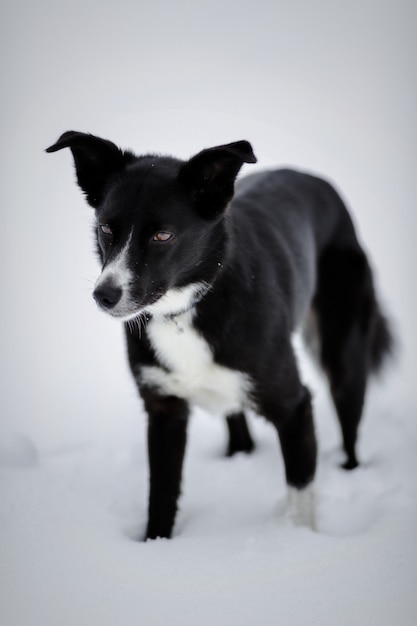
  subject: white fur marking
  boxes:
[140,305,252,415]
[95,230,135,317]
[287,484,316,530]
[145,282,209,318]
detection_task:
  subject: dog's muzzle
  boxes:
[93,283,123,310]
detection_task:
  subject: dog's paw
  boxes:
[287,484,316,530]
[341,457,359,471]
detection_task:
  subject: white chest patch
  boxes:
[139,311,253,416]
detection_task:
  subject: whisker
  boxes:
[80,277,96,293]
[125,310,149,339]
[80,277,96,286]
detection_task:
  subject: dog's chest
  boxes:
[139,312,252,415]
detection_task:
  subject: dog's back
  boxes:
[233,168,391,371]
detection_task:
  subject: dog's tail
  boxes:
[367,299,395,376]
[311,243,395,379]
[345,249,395,377]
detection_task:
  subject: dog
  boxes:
[46,131,393,539]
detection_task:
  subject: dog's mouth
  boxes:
[92,279,162,317]
[93,281,211,322]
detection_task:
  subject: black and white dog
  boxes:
[46,131,392,539]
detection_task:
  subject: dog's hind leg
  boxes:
[275,388,317,527]
[313,247,373,470]
[225,412,255,456]
[260,370,317,528]
[323,328,366,470]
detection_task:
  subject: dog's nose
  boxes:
[93,283,122,310]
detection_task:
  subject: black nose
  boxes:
[93,283,122,310]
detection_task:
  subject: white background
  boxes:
[1,1,416,624]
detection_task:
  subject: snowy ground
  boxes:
[1,0,416,624]
[1,344,417,625]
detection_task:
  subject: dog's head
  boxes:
[46,131,256,321]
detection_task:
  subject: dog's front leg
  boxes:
[141,389,189,540]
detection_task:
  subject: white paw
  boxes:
[287,484,316,530]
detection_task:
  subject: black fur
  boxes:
[226,412,255,456]
[46,131,393,539]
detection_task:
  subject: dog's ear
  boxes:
[46,131,135,208]
[178,141,257,217]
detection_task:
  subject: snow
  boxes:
[1,0,416,624]
[2,390,417,625]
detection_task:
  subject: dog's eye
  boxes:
[152,231,174,243]
[100,224,113,236]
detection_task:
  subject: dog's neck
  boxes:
[144,281,211,322]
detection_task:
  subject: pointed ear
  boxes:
[178,141,257,217]
[45,131,136,207]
